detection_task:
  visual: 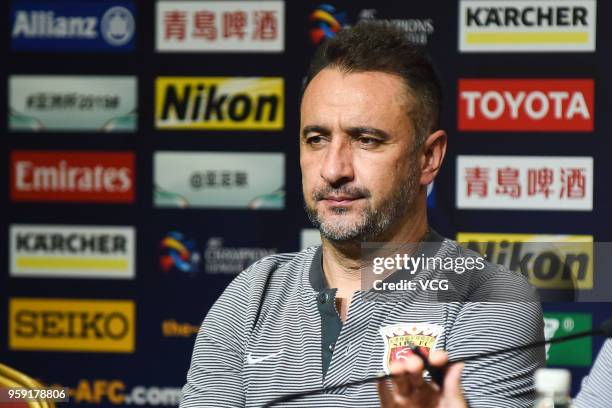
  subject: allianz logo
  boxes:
[13,11,97,38]
[12,7,134,45]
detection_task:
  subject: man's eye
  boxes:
[307,136,323,144]
[358,137,378,145]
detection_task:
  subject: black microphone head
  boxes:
[599,318,612,337]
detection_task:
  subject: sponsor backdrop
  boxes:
[2,0,611,405]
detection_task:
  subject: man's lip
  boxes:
[321,196,363,204]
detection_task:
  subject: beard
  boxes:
[304,162,421,242]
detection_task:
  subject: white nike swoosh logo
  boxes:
[246,350,282,365]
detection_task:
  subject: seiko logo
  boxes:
[465,6,588,27]
[12,11,98,39]
[9,298,135,352]
[14,160,132,193]
[14,310,130,340]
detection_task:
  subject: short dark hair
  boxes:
[302,20,442,147]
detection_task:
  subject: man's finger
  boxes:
[389,360,414,396]
[377,377,393,407]
[428,350,449,367]
[389,356,427,396]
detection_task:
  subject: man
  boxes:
[180,21,544,407]
[574,338,612,407]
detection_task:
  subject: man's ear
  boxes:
[419,130,447,185]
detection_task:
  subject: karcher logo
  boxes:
[155,77,284,130]
[465,5,588,27]
[9,298,135,352]
[10,225,135,279]
[456,233,593,289]
[459,0,596,52]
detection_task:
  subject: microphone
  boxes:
[263,317,612,407]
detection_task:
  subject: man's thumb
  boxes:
[442,363,465,400]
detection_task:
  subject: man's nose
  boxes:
[320,136,354,186]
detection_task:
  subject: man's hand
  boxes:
[377,351,467,408]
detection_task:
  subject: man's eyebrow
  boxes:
[346,127,391,140]
[302,125,330,138]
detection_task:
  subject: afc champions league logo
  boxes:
[309,4,347,45]
[101,6,135,46]
[379,323,444,374]
[159,232,201,276]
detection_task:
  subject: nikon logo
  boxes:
[457,233,593,289]
[459,0,596,52]
[155,77,284,130]
[9,298,135,352]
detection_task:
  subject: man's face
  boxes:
[300,68,422,242]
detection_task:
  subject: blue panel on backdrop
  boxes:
[10,0,135,51]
